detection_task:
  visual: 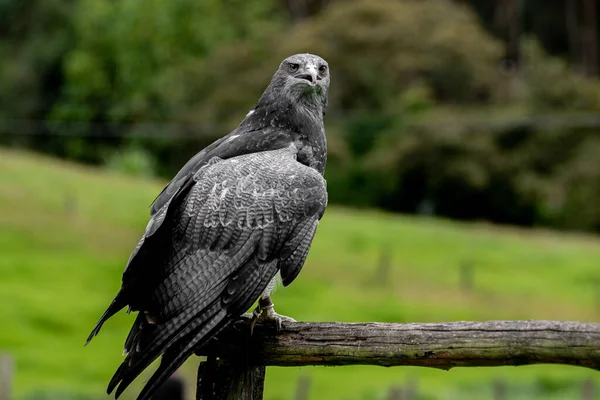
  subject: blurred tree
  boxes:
[281,0,332,22]
[520,39,600,112]
[495,0,523,64]
[56,0,283,122]
[0,0,75,126]
[582,0,599,76]
[3,0,600,232]
[49,0,284,164]
[469,0,600,77]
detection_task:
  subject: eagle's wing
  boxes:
[88,144,327,399]
[85,128,293,339]
[149,127,291,215]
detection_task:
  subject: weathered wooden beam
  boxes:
[199,319,600,371]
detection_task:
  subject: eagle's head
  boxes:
[269,53,329,110]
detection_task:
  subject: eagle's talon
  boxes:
[248,300,296,333]
[249,305,263,335]
[257,305,296,331]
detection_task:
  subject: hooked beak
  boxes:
[296,65,318,86]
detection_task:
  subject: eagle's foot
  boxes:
[250,297,295,334]
[258,305,296,331]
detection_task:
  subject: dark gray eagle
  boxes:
[86,53,330,399]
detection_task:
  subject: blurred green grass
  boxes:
[1,147,599,400]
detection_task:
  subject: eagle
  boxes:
[86,53,330,399]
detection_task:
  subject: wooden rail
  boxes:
[194,319,600,399]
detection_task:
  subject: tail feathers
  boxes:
[107,301,216,394]
[134,309,230,400]
[108,302,223,397]
[86,292,127,346]
[125,260,278,399]
[123,313,146,355]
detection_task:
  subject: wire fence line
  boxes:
[0,119,220,139]
[2,113,600,140]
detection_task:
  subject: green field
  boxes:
[1,148,599,400]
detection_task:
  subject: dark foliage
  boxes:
[2,0,600,232]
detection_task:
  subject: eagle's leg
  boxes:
[250,296,296,333]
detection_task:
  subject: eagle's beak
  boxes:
[296,65,318,86]
[306,65,318,85]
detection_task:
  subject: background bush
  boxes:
[2,0,600,232]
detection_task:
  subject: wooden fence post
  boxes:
[196,356,265,400]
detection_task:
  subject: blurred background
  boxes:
[1,0,600,399]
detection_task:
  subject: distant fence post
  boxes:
[294,375,310,400]
[403,376,418,400]
[0,354,13,400]
[387,376,418,400]
[64,192,78,221]
[595,278,600,312]
[374,246,392,286]
[387,385,402,400]
[459,260,474,293]
[493,378,507,400]
[582,378,595,400]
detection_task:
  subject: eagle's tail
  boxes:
[135,310,231,400]
[109,257,279,399]
[108,302,229,399]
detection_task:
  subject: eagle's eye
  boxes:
[318,65,328,75]
[288,63,300,73]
